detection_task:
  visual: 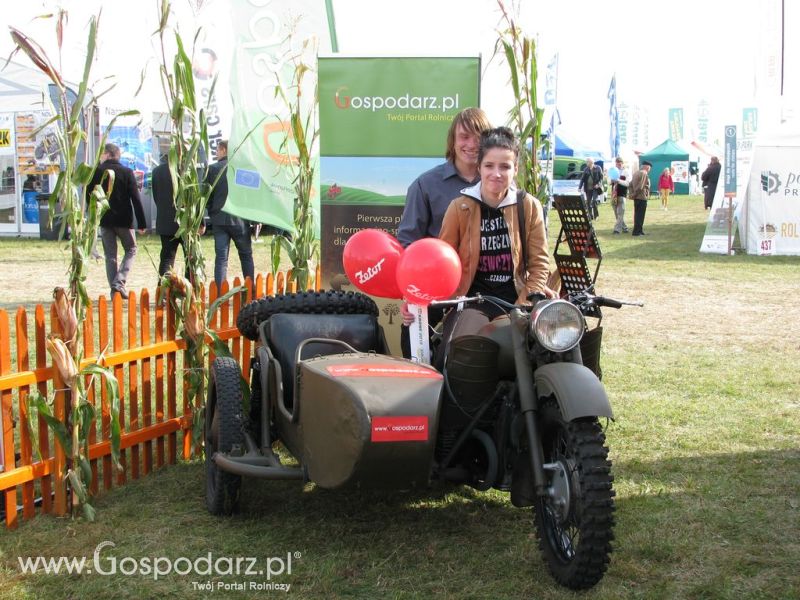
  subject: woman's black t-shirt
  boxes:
[467,202,517,304]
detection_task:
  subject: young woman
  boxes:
[658,167,674,210]
[431,127,554,367]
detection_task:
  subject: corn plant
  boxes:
[270,39,320,292]
[153,0,245,450]
[154,0,210,293]
[495,0,547,205]
[8,11,125,520]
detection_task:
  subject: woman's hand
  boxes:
[542,285,559,299]
[400,301,415,326]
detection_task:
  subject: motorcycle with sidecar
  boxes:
[204,288,623,590]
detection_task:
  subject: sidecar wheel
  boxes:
[236,290,379,341]
[205,357,245,515]
[533,399,615,590]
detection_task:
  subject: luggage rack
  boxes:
[552,194,602,317]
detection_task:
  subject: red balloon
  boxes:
[343,229,404,299]
[396,238,461,306]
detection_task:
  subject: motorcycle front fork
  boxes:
[509,309,549,496]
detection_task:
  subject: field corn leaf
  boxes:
[28,394,71,456]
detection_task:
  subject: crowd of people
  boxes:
[88,139,256,300]
[578,152,721,236]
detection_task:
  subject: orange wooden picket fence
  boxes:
[0,269,320,530]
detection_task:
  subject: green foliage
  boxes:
[270,37,320,292]
[154,0,212,292]
[494,1,547,206]
[9,9,125,520]
[154,0,226,453]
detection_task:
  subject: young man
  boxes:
[396,107,492,358]
[89,143,147,299]
[629,161,652,236]
[206,140,254,286]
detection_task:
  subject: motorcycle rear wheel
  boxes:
[533,399,615,590]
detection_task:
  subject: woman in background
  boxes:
[658,167,674,210]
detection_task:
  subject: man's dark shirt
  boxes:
[89,158,146,229]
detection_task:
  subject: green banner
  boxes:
[319,57,480,157]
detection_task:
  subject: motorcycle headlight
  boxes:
[530,300,585,352]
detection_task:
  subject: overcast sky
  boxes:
[2,0,794,152]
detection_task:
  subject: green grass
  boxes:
[0,196,798,599]
[0,233,288,312]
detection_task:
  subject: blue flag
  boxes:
[608,75,619,159]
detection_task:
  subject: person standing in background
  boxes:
[608,156,629,234]
[578,158,603,220]
[206,140,254,286]
[152,153,196,284]
[658,167,674,210]
[701,156,721,210]
[89,143,147,299]
[629,161,652,237]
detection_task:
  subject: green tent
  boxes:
[638,139,690,195]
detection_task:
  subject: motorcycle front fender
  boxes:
[534,363,614,421]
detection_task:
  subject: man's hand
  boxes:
[400,302,415,326]
[137,228,146,234]
[198,223,206,235]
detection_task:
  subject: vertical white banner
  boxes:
[193,0,235,154]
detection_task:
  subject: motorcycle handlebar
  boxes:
[429,293,643,312]
[593,296,623,309]
[430,295,517,310]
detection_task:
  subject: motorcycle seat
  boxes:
[263,313,387,407]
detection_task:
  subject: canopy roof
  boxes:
[554,130,606,160]
[640,138,689,160]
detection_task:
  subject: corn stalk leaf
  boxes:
[81,363,121,468]
[27,394,71,457]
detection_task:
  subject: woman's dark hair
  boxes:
[478,126,519,164]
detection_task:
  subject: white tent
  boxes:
[739,129,800,255]
[0,60,63,112]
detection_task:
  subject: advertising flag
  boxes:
[608,75,619,158]
[544,53,558,106]
[742,108,758,139]
[668,108,684,141]
[225,0,334,234]
[697,100,710,143]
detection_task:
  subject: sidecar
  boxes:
[204,291,444,514]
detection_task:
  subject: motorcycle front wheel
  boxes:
[533,399,615,590]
